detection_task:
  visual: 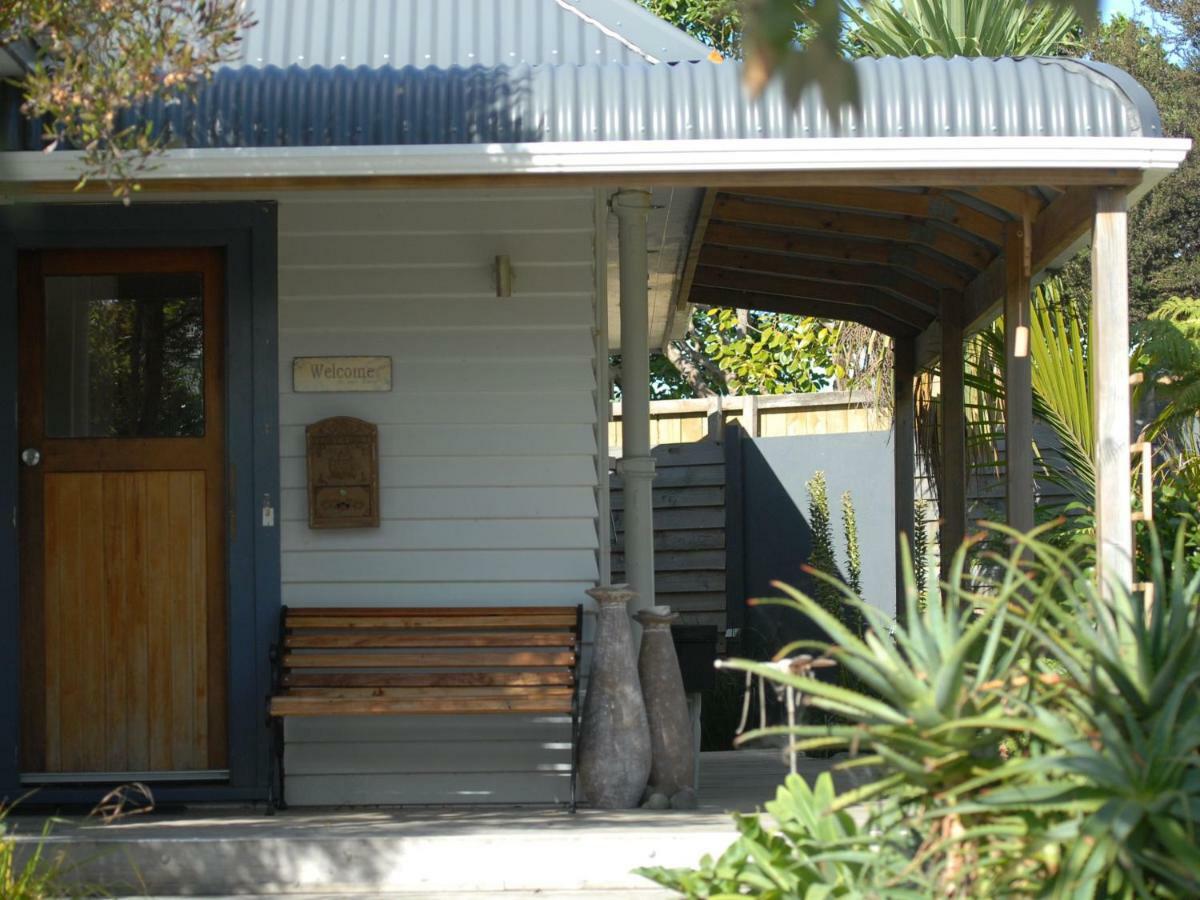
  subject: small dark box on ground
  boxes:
[671,625,718,693]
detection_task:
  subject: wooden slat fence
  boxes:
[610,440,728,635]
[610,390,885,451]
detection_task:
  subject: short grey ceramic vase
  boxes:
[635,606,697,809]
[578,585,652,809]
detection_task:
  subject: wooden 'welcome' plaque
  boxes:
[306,416,380,529]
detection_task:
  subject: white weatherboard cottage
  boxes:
[0,0,1189,807]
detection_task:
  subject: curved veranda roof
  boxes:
[0,54,1188,347]
[1,55,1165,150]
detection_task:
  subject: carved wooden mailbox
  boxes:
[306,416,380,529]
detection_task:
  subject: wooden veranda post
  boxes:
[894,338,916,620]
[1004,221,1035,534]
[939,292,967,580]
[1091,188,1134,593]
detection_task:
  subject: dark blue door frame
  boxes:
[0,202,280,804]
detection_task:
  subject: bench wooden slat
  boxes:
[286,631,577,650]
[282,686,573,699]
[286,606,573,618]
[282,650,576,669]
[286,614,576,630]
[270,695,574,716]
[282,671,574,688]
[267,603,583,810]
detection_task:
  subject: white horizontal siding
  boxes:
[277,188,600,806]
[279,486,598,520]
[282,328,595,360]
[285,549,597,583]
[281,456,597,489]
[278,392,596,425]
[281,295,595,330]
[278,423,597,457]
[282,582,599,606]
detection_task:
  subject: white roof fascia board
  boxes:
[1,137,1191,184]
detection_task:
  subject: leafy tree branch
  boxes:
[2,0,251,199]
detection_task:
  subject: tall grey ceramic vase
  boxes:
[578,585,651,809]
[635,606,697,809]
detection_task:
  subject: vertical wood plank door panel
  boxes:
[18,249,227,777]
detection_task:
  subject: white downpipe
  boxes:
[613,189,655,617]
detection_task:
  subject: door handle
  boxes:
[20,448,41,467]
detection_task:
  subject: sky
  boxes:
[1101,0,1147,20]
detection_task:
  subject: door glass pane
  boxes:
[44,273,206,438]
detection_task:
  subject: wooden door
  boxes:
[18,248,228,778]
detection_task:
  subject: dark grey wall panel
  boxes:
[738,432,895,657]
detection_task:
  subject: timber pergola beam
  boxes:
[963,185,1097,331]
[733,186,1010,247]
[714,193,998,271]
[691,265,935,332]
[689,286,917,338]
[701,221,974,291]
[696,245,940,312]
[954,186,1051,219]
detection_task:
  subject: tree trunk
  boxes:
[663,341,717,398]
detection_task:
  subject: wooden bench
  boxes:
[267,604,583,811]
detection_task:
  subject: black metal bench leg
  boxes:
[273,716,288,811]
[568,603,582,814]
[569,712,579,814]
[265,714,286,814]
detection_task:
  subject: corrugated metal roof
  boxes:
[234,0,712,68]
[2,56,1162,152]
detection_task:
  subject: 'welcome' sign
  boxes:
[293,356,392,392]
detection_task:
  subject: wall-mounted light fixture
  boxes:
[494,255,513,298]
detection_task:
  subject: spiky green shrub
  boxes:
[642,525,1200,897]
[806,473,867,640]
[841,490,863,599]
[804,471,841,619]
[913,499,930,611]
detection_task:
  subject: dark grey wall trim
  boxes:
[0,202,280,803]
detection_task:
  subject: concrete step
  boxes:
[13,807,734,896]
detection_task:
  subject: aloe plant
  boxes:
[644,525,1200,897]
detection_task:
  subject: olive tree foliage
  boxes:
[1,0,251,199]
[635,0,743,55]
[614,307,844,399]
